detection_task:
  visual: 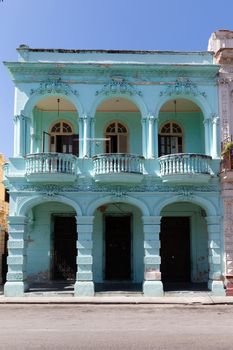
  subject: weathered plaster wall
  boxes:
[161,202,208,282]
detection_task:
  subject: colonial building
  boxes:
[208,30,233,296]
[3,45,225,297]
[0,154,9,284]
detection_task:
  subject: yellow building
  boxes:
[0,154,9,284]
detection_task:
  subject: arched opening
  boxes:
[94,97,142,155]
[105,121,128,153]
[32,96,79,155]
[160,202,208,291]
[92,202,143,292]
[159,99,205,155]
[26,201,77,289]
[159,120,183,156]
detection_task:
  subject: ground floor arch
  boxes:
[92,202,144,288]
[160,202,208,289]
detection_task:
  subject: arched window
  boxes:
[105,121,128,153]
[159,121,183,156]
[49,121,79,155]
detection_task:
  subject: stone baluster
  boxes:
[74,216,94,296]
[4,216,29,297]
[142,216,163,296]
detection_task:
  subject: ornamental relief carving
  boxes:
[17,181,219,194]
[30,77,79,96]
[95,79,142,97]
[159,78,207,98]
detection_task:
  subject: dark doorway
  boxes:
[105,216,131,280]
[52,215,77,281]
[160,217,190,283]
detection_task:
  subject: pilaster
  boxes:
[4,216,29,297]
[205,216,225,295]
[74,216,95,296]
[142,216,163,296]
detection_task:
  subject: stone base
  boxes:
[208,280,225,296]
[143,281,164,297]
[74,281,95,297]
[4,281,29,297]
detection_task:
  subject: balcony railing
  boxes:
[159,153,212,178]
[25,153,77,177]
[93,153,144,176]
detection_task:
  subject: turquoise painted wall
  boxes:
[93,203,144,283]
[95,112,142,155]
[161,202,208,282]
[27,202,76,281]
[32,108,79,153]
[159,111,205,154]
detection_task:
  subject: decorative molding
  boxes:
[95,79,142,97]
[30,78,79,96]
[159,78,207,98]
[17,181,219,194]
[111,187,128,198]
[178,188,194,200]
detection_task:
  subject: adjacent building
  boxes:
[208,30,233,295]
[3,45,225,297]
[0,154,9,284]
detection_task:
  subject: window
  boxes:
[49,121,79,155]
[105,121,128,153]
[159,121,183,156]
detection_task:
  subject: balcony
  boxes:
[25,153,78,183]
[92,153,144,184]
[158,153,213,184]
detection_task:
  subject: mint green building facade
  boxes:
[3,46,225,296]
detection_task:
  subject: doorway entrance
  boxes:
[105,215,131,281]
[52,215,77,281]
[160,217,190,283]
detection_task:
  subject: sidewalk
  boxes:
[0,292,233,305]
[1,284,233,305]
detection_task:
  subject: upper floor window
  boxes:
[159,121,183,156]
[105,121,128,153]
[49,121,79,155]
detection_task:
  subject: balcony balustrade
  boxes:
[25,153,78,183]
[158,153,213,183]
[92,153,144,183]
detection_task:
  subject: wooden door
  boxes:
[160,217,190,282]
[53,216,77,281]
[105,216,131,280]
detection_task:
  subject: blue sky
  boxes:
[0,0,233,158]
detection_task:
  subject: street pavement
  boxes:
[0,304,233,349]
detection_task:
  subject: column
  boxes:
[206,216,225,295]
[90,117,95,157]
[141,118,147,158]
[78,117,83,158]
[203,117,211,156]
[74,216,94,296]
[4,216,29,297]
[79,115,91,158]
[212,114,220,159]
[13,115,22,157]
[142,216,163,296]
[147,115,155,159]
[154,116,159,158]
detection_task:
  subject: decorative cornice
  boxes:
[159,78,207,98]
[95,79,142,97]
[30,78,79,96]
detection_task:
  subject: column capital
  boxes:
[142,216,161,225]
[205,216,221,225]
[8,216,29,225]
[76,216,94,225]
